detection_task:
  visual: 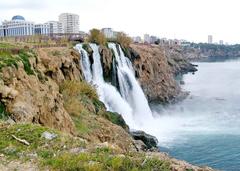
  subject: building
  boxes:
[47,21,63,34]
[59,13,79,34]
[132,36,142,43]
[0,15,35,37]
[101,28,115,39]
[219,40,224,45]
[144,34,150,44]
[150,36,158,44]
[34,23,50,35]
[208,35,213,44]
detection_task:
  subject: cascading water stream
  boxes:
[75,43,135,127]
[108,43,153,125]
[75,43,155,131]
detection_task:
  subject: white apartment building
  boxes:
[208,35,213,44]
[47,21,63,34]
[0,15,35,37]
[34,23,50,35]
[59,13,79,34]
[101,28,115,39]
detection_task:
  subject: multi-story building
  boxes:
[47,21,63,34]
[59,13,79,34]
[208,35,213,44]
[150,36,158,44]
[34,23,50,35]
[0,15,35,37]
[101,28,115,39]
[132,36,142,43]
[219,40,224,45]
[144,34,150,44]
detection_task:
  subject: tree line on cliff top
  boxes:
[88,28,132,48]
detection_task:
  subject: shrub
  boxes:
[60,80,98,101]
[88,29,106,45]
[116,32,132,48]
[0,102,9,120]
[60,80,98,117]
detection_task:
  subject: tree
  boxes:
[116,32,132,48]
[88,29,106,45]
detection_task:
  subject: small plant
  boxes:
[0,102,9,120]
[51,50,61,56]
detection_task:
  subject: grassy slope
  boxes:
[0,122,171,171]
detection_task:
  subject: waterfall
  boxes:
[75,43,154,130]
[75,44,92,83]
[75,43,135,127]
[108,43,153,125]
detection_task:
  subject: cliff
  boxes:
[98,43,196,103]
[0,43,212,171]
[129,44,181,102]
[176,43,240,60]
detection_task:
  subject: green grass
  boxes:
[0,49,35,75]
[0,42,16,48]
[0,123,171,170]
[42,149,171,171]
[0,123,85,161]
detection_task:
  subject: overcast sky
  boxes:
[0,0,240,44]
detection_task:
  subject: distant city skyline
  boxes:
[0,0,240,44]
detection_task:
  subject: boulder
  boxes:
[130,131,158,149]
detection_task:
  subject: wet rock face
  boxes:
[99,45,113,82]
[129,44,181,103]
[130,130,158,150]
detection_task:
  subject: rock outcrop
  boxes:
[0,47,82,134]
[131,130,158,150]
[165,46,198,75]
[129,44,182,103]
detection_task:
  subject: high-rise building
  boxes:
[59,13,79,34]
[47,21,63,34]
[208,35,213,44]
[0,15,35,37]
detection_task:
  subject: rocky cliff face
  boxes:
[129,44,181,103]
[98,43,196,103]
[164,46,198,75]
[0,48,82,134]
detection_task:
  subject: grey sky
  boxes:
[0,0,240,44]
